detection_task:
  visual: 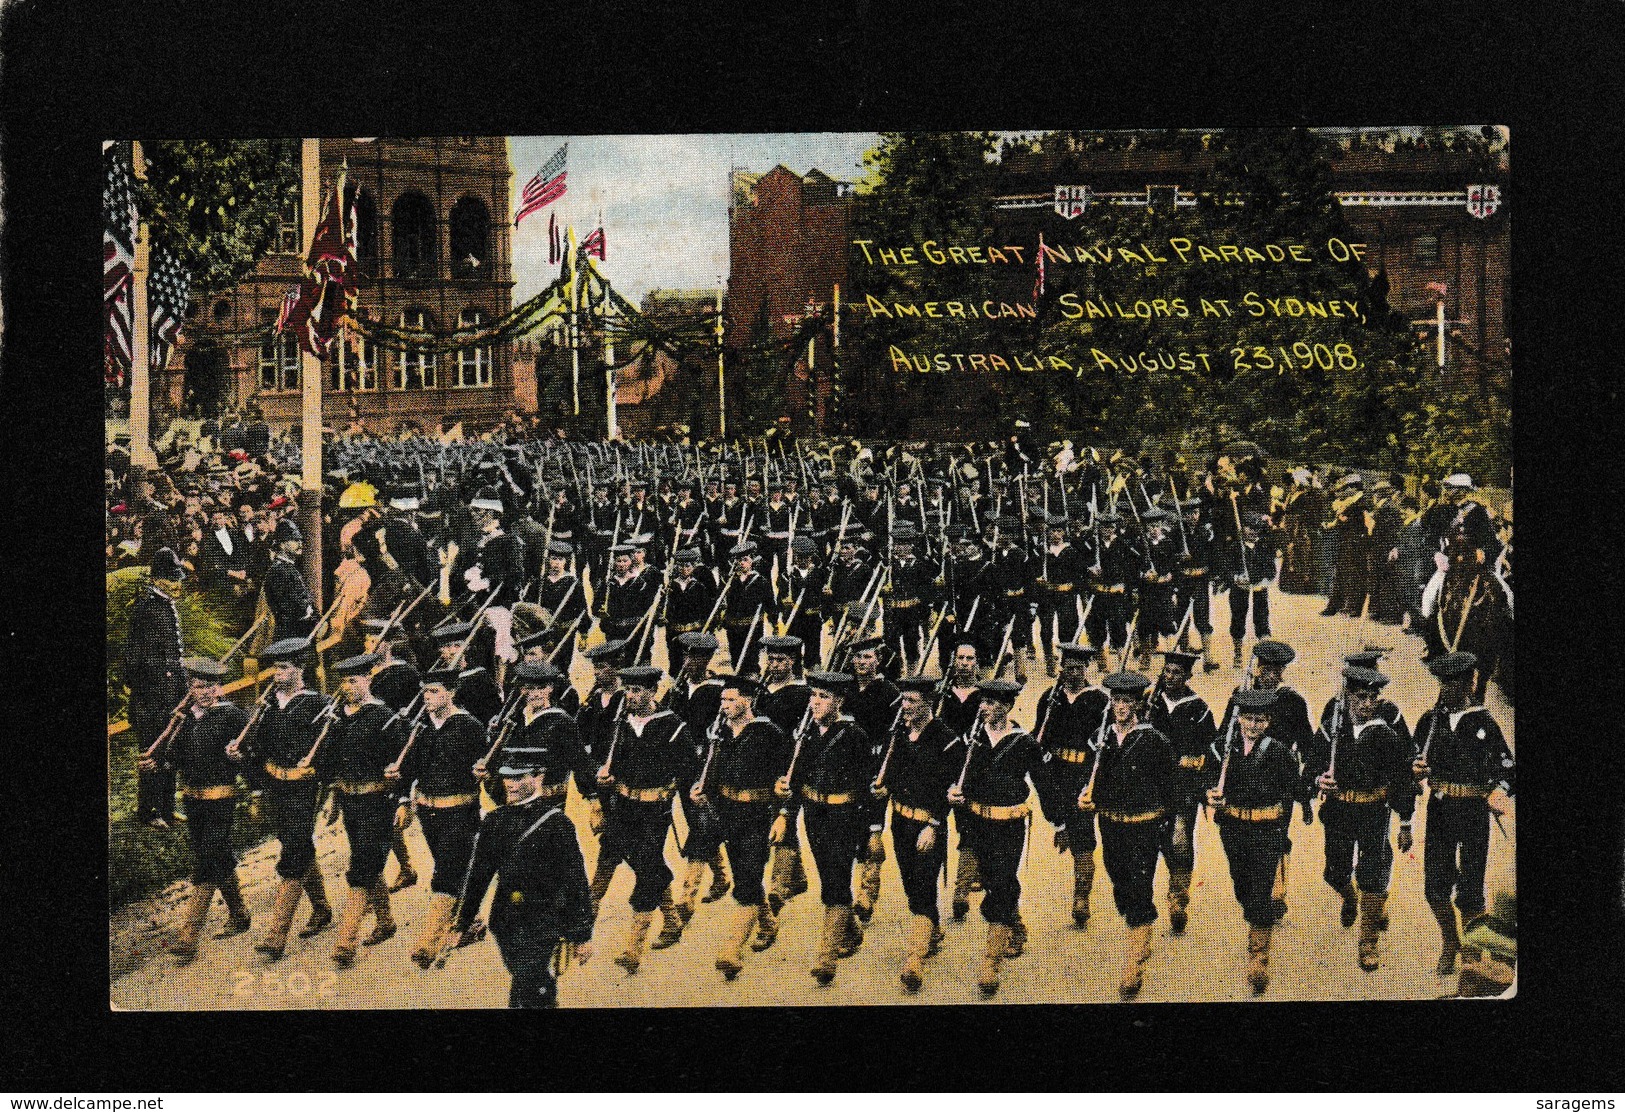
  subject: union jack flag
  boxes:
[104,142,136,384]
[276,178,358,356]
[149,245,190,370]
[582,225,606,260]
[515,143,567,226]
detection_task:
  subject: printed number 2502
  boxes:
[231,970,337,998]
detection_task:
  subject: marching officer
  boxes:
[1076,671,1176,998]
[594,666,696,972]
[1145,649,1218,935]
[1305,665,1416,971]
[1411,651,1515,975]
[945,678,1066,996]
[388,667,486,969]
[126,546,189,827]
[871,675,955,991]
[1205,686,1302,994]
[690,675,792,977]
[1031,642,1110,928]
[240,638,334,960]
[775,671,871,986]
[138,657,253,961]
[317,653,403,966]
[447,748,596,1008]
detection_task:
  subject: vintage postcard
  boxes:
[105,128,1513,1010]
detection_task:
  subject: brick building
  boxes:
[724,166,856,434]
[167,137,519,430]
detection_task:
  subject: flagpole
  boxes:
[299,137,325,613]
[715,288,727,439]
[569,231,581,418]
[128,142,157,472]
[604,278,617,440]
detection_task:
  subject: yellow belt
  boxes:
[1182,568,1209,577]
[1178,755,1208,770]
[616,782,676,803]
[265,762,316,782]
[182,785,236,801]
[724,617,753,628]
[892,801,936,823]
[1221,803,1285,822]
[887,598,921,609]
[1334,789,1388,805]
[719,785,773,804]
[967,801,1030,821]
[1433,781,1492,799]
[1004,588,1025,598]
[801,787,853,806]
[415,791,477,808]
[1094,584,1126,594]
[335,780,387,795]
[1100,808,1166,824]
[1053,747,1093,764]
[670,622,702,633]
[1051,583,1075,592]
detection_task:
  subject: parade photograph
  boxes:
[102,126,1515,1011]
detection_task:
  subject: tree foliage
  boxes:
[136,139,299,292]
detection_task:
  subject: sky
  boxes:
[506,133,882,305]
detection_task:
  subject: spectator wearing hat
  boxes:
[1205,686,1302,994]
[945,677,1068,996]
[1411,651,1514,976]
[661,547,718,670]
[125,547,191,827]
[774,671,872,986]
[1304,664,1416,972]
[447,748,596,1008]
[1146,649,1219,935]
[244,638,336,959]
[1076,670,1176,998]
[691,675,793,978]
[1423,473,1500,565]
[1367,480,1406,624]
[389,666,488,968]
[1419,516,1510,701]
[1278,468,1327,595]
[199,504,253,620]
[1321,473,1372,619]
[318,654,404,966]
[138,657,253,960]
[595,666,697,971]
[721,544,776,677]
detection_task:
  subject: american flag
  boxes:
[104,142,136,384]
[515,142,567,226]
[149,245,190,370]
[582,225,606,260]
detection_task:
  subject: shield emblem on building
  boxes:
[1466,184,1501,219]
[1053,185,1089,219]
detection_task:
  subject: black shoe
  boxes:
[1319,606,1339,617]
[1169,909,1187,935]
[298,907,334,939]
[1340,896,1358,929]
[1272,898,1288,920]
[952,899,969,921]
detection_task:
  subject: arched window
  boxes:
[258,308,299,391]
[332,336,378,392]
[449,197,490,280]
[456,309,492,387]
[392,192,437,278]
[346,185,379,276]
[396,309,436,389]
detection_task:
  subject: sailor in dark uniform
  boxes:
[1145,649,1218,935]
[721,542,776,677]
[661,547,717,672]
[843,636,901,922]
[781,537,828,671]
[534,540,589,674]
[1031,642,1111,928]
[447,748,596,1008]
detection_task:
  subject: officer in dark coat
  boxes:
[1206,686,1303,994]
[690,675,792,978]
[243,638,335,959]
[1411,651,1515,975]
[448,747,596,1007]
[264,518,317,641]
[1304,665,1416,971]
[138,657,252,960]
[1076,670,1176,998]
[126,547,190,826]
[775,671,871,986]
[317,653,403,965]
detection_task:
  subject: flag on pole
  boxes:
[582,225,606,260]
[516,143,568,227]
[104,142,137,385]
[149,245,191,371]
[1033,232,1046,300]
[276,173,358,356]
[1425,281,1449,297]
[548,212,560,265]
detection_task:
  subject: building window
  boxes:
[392,192,437,279]
[449,197,490,279]
[213,299,232,322]
[275,189,301,254]
[259,310,300,391]
[396,309,436,389]
[333,337,378,392]
[456,309,492,387]
[1413,234,1440,265]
